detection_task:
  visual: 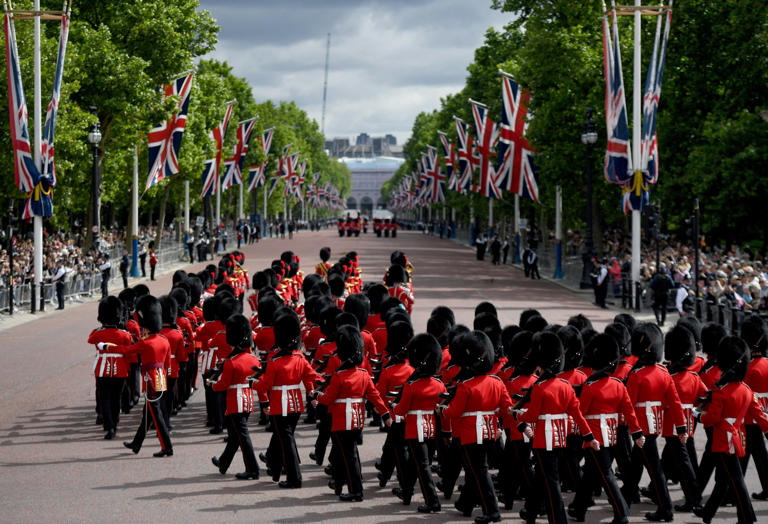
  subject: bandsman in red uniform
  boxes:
[316,325,392,501]
[677,316,706,373]
[254,311,320,487]
[427,314,454,377]
[158,295,185,429]
[169,287,193,414]
[205,295,240,434]
[88,297,133,439]
[696,336,768,523]
[210,314,261,479]
[315,246,332,280]
[118,288,141,413]
[604,321,635,479]
[385,264,413,315]
[392,333,446,513]
[197,295,222,428]
[114,295,174,457]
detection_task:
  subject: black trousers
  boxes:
[703,452,756,523]
[653,297,668,325]
[219,412,258,474]
[130,395,172,453]
[560,433,583,490]
[187,243,194,263]
[267,413,301,483]
[740,424,768,494]
[332,430,363,495]
[572,446,629,523]
[313,405,331,464]
[403,439,439,505]
[623,435,672,514]
[97,377,124,432]
[440,436,464,495]
[697,427,716,498]
[457,441,499,517]
[164,377,177,428]
[500,435,534,506]
[378,421,407,485]
[121,272,128,289]
[100,277,108,299]
[525,448,567,524]
[203,378,225,429]
[56,281,65,309]
[122,363,141,412]
[150,265,156,280]
[139,255,146,276]
[663,436,700,504]
[614,424,633,478]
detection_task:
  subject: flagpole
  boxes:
[263,181,267,235]
[488,199,494,237]
[184,179,190,234]
[469,194,475,246]
[513,194,521,263]
[450,206,455,238]
[553,185,564,278]
[631,0,642,304]
[238,181,243,219]
[215,183,220,228]
[130,146,140,277]
[32,0,43,312]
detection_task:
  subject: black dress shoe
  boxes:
[96,415,103,425]
[455,500,473,517]
[567,507,585,522]
[640,486,659,504]
[278,480,302,489]
[304,416,316,424]
[123,441,139,454]
[374,459,382,471]
[417,503,441,513]
[211,456,225,474]
[153,449,173,457]
[209,426,223,434]
[392,487,411,505]
[104,429,115,440]
[674,502,701,512]
[474,513,501,524]
[339,492,363,502]
[436,479,453,500]
[324,465,333,476]
[692,506,711,524]
[376,472,387,488]
[309,452,322,466]
[234,471,259,480]
[259,452,268,464]
[328,480,342,496]
[644,510,673,522]
[752,491,768,501]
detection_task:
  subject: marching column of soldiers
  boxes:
[88,243,768,524]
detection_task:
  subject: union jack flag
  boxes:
[454,117,479,194]
[221,118,256,191]
[146,71,194,190]
[497,71,538,202]
[200,101,234,197]
[438,131,459,192]
[267,177,279,198]
[603,4,633,185]
[247,163,266,192]
[470,99,502,200]
[426,146,445,203]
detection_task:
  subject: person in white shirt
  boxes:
[51,260,67,310]
[592,258,609,309]
[99,255,111,299]
[676,276,693,317]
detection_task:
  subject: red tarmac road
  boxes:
[0,229,762,522]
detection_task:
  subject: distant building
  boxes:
[355,132,371,145]
[325,133,403,159]
[339,156,405,214]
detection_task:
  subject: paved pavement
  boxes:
[0,229,764,522]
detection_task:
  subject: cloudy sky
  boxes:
[198,0,509,145]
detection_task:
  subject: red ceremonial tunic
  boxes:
[439,346,452,376]
[613,355,638,382]
[699,362,721,390]
[119,334,171,395]
[253,326,276,356]
[687,355,706,374]
[558,368,589,435]
[515,377,592,450]
[504,373,539,440]
[579,376,642,447]
[302,325,323,355]
[744,356,768,425]
[88,327,133,378]
[444,374,513,444]
[212,352,261,415]
[197,320,224,373]
[160,327,185,379]
[254,351,320,415]
[626,363,686,436]
[319,367,389,431]
[393,377,446,442]
[700,381,768,456]
[388,284,414,315]
[365,314,385,334]
[664,370,707,437]
[125,319,141,342]
[377,361,415,420]
[208,331,232,368]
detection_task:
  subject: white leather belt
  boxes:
[96,353,123,376]
[230,383,251,412]
[538,413,568,450]
[272,384,303,414]
[585,413,618,446]
[725,417,737,454]
[407,409,434,442]
[635,401,662,435]
[335,397,364,430]
[463,410,497,443]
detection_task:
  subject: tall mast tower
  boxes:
[321,33,331,137]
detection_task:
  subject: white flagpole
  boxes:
[184,179,190,233]
[33,0,43,311]
[130,146,140,277]
[238,181,243,219]
[488,198,494,233]
[513,194,521,262]
[263,181,267,233]
[215,183,220,227]
[553,185,564,278]
[631,0,642,301]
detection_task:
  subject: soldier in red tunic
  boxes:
[569,334,644,523]
[514,331,595,524]
[555,324,587,492]
[210,314,261,479]
[254,311,320,488]
[695,336,768,523]
[315,246,331,280]
[88,297,134,439]
[441,331,514,524]
[391,333,446,513]
[118,288,141,413]
[385,264,413,315]
[158,295,185,430]
[316,325,392,501]
[116,295,174,457]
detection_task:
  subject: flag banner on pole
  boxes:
[426,145,445,203]
[222,118,256,190]
[146,71,195,190]
[603,2,633,186]
[267,177,279,198]
[438,131,458,192]
[497,70,539,202]
[454,117,479,194]
[247,163,266,192]
[260,127,275,157]
[469,99,502,200]
[199,101,234,198]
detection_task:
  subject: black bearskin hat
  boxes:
[385,264,408,286]
[390,250,407,267]
[631,322,664,364]
[604,322,631,357]
[676,316,702,352]
[214,283,236,299]
[501,325,522,359]
[366,284,389,314]
[701,322,727,358]
[320,246,331,262]
[519,308,541,327]
[169,287,189,312]
[197,270,212,290]
[280,251,294,265]
[159,295,178,327]
[335,312,360,330]
[474,312,501,359]
[263,268,279,288]
[98,296,123,326]
[386,320,414,356]
[336,325,364,366]
[664,325,696,369]
[118,288,136,312]
[447,324,471,367]
[474,301,498,318]
[319,306,342,339]
[717,336,750,383]
[430,306,456,327]
[557,325,584,371]
[328,274,346,297]
[381,297,406,320]
[135,295,162,334]
[567,314,593,332]
[133,283,150,298]
[302,273,323,297]
[461,330,494,376]
[274,310,302,351]
[344,294,370,331]
[407,333,443,377]
[507,330,535,371]
[740,315,768,356]
[252,271,269,291]
[522,315,548,333]
[257,297,281,327]
[216,296,241,323]
[613,313,637,333]
[427,315,453,347]
[172,270,188,286]
[186,276,203,308]
[581,327,598,349]
[226,314,253,350]
[533,331,565,375]
[202,295,219,322]
[588,333,620,373]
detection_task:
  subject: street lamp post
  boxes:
[87,107,102,252]
[579,107,598,289]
